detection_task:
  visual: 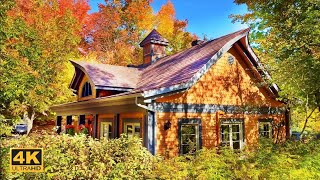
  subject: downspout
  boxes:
[135,96,157,155]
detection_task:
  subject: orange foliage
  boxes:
[82,0,196,65]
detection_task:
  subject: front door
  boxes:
[221,122,244,150]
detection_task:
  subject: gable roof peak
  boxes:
[139,29,169,47]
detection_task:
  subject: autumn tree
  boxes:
[83,0,196,65]
[232,0,320,134]
[0,0,89,134]
[156,1,196,54]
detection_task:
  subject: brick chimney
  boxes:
[139,29,169,65]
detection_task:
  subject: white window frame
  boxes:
[220,119,244,150]
[100,121,113,139]
[124,122,141,138]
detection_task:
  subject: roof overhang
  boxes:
[143,29,280,99]
[143,29,251,98]
[69,60,96,91]
[51,92,143,115]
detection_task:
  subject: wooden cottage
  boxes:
[51,29,290,157]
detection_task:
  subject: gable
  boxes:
[156,46,284,108]
[77,74,96,101]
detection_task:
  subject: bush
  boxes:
[150,139,320,179]
[1,134,320,179]
[0,134,155,179]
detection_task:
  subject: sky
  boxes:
[89,0,248,39]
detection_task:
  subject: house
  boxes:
[51,28,290,157]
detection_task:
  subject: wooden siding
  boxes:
[156,47,283,107]
[156,112,285,157]
[155,47,286,157]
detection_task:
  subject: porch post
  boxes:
[115,114,120,138]
[56,116,62,134]
[93,114,98,138]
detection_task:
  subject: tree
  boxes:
[232,0,320,134]
[83,0,196,65]
[156,1,197,55]
[0,0,89,134]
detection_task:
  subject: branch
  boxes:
[300,107,317,136]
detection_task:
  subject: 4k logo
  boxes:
[10,148,44,172]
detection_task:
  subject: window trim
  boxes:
[178,118,202,155]
[220,118,245,150]
[100,121,113,139]
[258,118,273,139]
[100,118,114,139]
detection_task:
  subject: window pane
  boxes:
[233,142,240,149]
[182,145,190,154]
[222,133,230,142]
[134,124,141,137]
[232,133,240,141]
[232,125,240,132]
[127,125,133,135]
[221,125,229,133]
[181,125,196,134]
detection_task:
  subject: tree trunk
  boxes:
[23,111,36,135]
[300,107,317,137]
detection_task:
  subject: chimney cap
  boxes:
[191,39,205,46]
[140,29,169,47]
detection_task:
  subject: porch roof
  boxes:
[51,92,144,116]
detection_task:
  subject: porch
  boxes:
[51,93,157,154]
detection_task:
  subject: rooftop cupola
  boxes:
[140,29,169,65]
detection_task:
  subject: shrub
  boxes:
[1,134,320,179]
[0,133,155,179]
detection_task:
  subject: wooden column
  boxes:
[115,114,120,138]
[93,114,98,138]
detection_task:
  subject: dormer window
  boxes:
[81,82,92,97]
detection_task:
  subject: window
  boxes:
[179,119,202,155]
[259,119,273,138]
[123,119,142,138]
[100,118,114,139]
[220,119,244,150]
[124,122,141,138]
[81,82,92,97]
[100,122,112,139]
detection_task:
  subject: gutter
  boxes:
[135,97,155,112]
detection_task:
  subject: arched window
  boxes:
[81,82,92,97]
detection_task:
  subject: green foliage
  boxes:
[150,139,320,179]
[231,0,320,113]
[0,134,155,179]
[231,0,320,134]
[1,134,320,179]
